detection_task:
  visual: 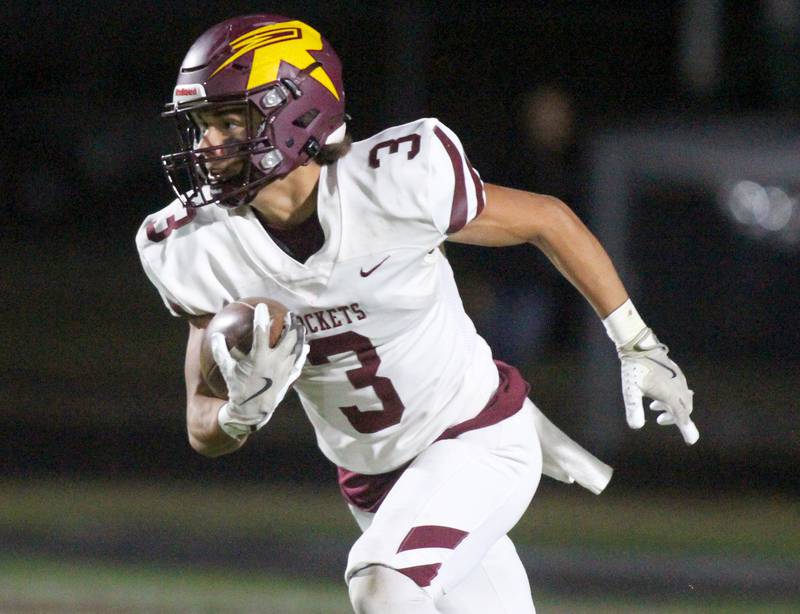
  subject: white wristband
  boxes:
[602,299,647,347]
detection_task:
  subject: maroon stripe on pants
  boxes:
[397,525,469,553]
[397,563,442,588]
[433,125,469,234]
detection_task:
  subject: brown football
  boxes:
[199,297,289,399]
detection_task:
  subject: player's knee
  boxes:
[348,565,435,614]
[348,566,390,613]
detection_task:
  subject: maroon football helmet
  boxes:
[161,15,347,208]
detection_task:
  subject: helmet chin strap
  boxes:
[325,123,347,145]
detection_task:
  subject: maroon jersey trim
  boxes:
[466,155,485,217]
[337,361,530,512]
[433,125,469,234]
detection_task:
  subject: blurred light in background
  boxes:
[723,179,800,248]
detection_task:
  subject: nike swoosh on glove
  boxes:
[617,328,699,445]
[212,302,309,439]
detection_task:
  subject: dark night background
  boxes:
[2,0,798,502]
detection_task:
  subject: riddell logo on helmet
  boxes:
[173,83,206,103]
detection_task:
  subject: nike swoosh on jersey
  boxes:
[242,377,273,404]
[360,255,390,277]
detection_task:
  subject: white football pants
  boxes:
[346,399,542,613]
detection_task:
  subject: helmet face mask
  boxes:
[163,90,282,208]
[161,15,346,209]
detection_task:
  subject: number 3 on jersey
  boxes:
[308,332,405,433]
[368,133,421,168]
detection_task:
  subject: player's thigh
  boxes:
[435,535,535,614]
[346,401,542,599]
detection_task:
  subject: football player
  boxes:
[136,14,698,614]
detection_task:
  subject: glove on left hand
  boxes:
[617,327,698,445]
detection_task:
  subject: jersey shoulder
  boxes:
[135,198,230,317]
[346,117,454,177]
[135,197,224,254]
[339,118,485,238]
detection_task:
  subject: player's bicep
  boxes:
[185,315,215,399]
[448,183,568,247]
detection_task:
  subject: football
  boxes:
[199,297,289,399]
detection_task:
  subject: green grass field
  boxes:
[0,555,350,613]
[1,556,797,613]
[5,479,798,556]
[1,479,797,613]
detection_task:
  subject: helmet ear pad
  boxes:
[252,63,346,178]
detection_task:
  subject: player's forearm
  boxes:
[183,318,246,457]
[530,199,628,318]
[186,394,248,457]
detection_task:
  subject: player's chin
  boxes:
[207,174,255,207]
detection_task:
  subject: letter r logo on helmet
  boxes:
[212,21,341,101]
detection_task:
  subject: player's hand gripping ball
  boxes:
[199,297,289,398]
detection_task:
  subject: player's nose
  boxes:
[198,126,228,153]
[198,128,237,175]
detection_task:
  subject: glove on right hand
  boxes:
[212,302,309,439]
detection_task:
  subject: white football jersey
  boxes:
[137,118,499,474]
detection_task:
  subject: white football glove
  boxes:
[211,302,309,440]
[603,299,698,445]
[617,328,698,445]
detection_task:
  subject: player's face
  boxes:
[191,106,250,181]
